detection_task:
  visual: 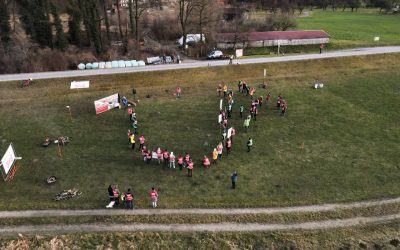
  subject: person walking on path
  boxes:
[212,148,218,164]
[169,152,176,169]
[247,138,253,152]
[125,189,134,209]
[187,160,194,177]
[130,134,136,150]
[150,187,158,208]
[231,171,238,189]
[139,135,145,151]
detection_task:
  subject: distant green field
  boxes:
[296,10,400,48]
[0,54,399,210]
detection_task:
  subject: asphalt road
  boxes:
[1,46,399,82]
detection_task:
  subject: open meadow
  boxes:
[0,54,399,210]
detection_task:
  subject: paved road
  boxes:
[1,214,399,235]
[1,196,399,218]
[1,46,399,82]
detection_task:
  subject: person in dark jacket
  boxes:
[108,185,114,201]
[231,171,238,189]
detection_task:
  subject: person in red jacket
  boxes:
[163,149,169,168]
[203,155,211,169]
[187,160,194,177]
[139,135,145,151]
[125,188,134,209]
[150,187,158,208]
[177,155,184,171]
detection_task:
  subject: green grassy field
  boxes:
[0,54,399,210]
[244,9,400,55]
[297,10,400,49]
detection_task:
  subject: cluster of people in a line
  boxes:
[107,185,159,209]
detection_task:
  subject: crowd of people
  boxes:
[108,81,287,207]
[107,185,158,209]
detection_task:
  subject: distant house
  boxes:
[215,30,330,50]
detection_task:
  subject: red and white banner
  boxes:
[1,144,17,175]
[94,94,120,115]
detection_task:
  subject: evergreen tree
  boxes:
[81,0,102,54]
[0,0,11,45]
[51,2,67,51]
[67,0,81,46]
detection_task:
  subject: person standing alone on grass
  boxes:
[247,138,253,152]
[203,155,211,168]
[231,171,238,189]
[126,189,134,209]
[150,187,158,208]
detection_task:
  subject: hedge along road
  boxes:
[1,196,399,218]
[1,46,400,82]
[1,214,400,235]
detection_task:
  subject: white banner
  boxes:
[218,114,222,123]
[1,144,16,175]
[227,128,232,139]
[70,81,90,89]
[220,99,223,110]
[94,93,120,115]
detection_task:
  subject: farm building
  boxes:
[215,30,330,50]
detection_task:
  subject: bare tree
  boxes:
[115,0,123,40]
[100,0,111,42]
[179,0,195,51]
[131,0,148,41]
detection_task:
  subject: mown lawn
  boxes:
[0,54,399,210]
[296,9,400,48]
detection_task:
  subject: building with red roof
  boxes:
[215,30,330,50]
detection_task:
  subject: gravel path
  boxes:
[1,46,399,82]
[1,214,399,235]
[0,196,399,218]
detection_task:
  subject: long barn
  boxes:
[215,30,330,50]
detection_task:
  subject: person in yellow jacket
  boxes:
[212,148,218,164]
[130,134,136,150]
[223,84,228,97]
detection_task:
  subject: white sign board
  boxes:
[264,69,266,77]
[227,128,232,139]
[374,37,380,41]
[220,99,223,110]
[152,152,158,159]
[235,49,243,58]
[1,144,16,175]
[70,81,90,89]
[94,93,120,115]
[218,114,222,123]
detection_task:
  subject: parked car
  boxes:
[207,50,224,60]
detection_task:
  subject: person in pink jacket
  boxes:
[203,155,211,169]
[139,135,145,151]
[150,187,158,208]
[217,142,223,159]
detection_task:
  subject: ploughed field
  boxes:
[0,54,399,209]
